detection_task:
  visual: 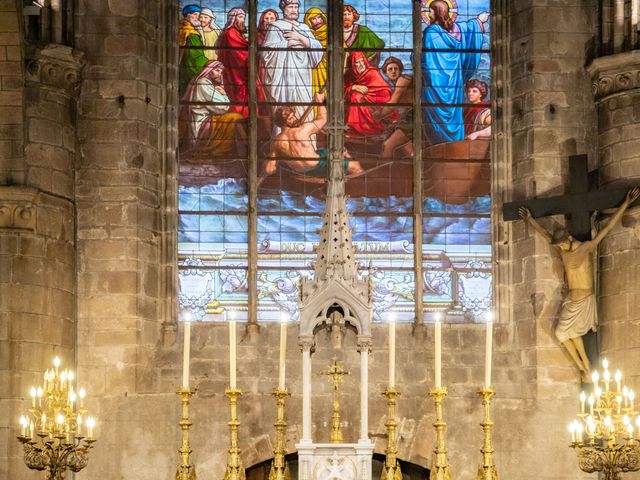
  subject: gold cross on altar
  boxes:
[321,357,350,443]
[321,357,350,391]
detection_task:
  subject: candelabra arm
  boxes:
[269,388,291,480]
[477,388,498,480]
[224,388,246,480]
[176,389,197,480]
[381,388,403,480]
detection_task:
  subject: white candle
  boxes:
[434,313,442,389]
[19,416,27,436]
[182,319,191,390]
[86,417,95,439]
[389,316,396,389]
[278,315,287,390]
[485,311,494,389]
[229,318,237,389]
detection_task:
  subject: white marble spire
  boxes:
[299,158,371,307]
[313,157,359,282]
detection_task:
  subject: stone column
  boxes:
[588,52,640,384]
[0,43,83,479]
[300,339,314,443]
[358,339,372,443]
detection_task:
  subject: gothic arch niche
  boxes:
[175,0,497,327]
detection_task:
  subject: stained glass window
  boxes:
[178,0,492,322]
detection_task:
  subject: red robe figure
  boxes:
[344,52,391,137]
[215,8,249,117]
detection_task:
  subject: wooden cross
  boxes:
[502,154,637,241]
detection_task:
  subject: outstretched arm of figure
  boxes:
[519,206,552,244]
[592,187,640,246]
[301,92,327,138]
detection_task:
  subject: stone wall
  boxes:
[590,52,640,407]
[0,4,82,479]
[504,0,597,478]
[74,0,168,401]
[0,0,24,185]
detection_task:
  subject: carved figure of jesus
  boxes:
[519,187,640,380]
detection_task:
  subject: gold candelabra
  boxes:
[16,356,96,480]
[381,387,403,480]
[429,387,451,480]
[269,388,291,480]
[321,357,350,444]
[569,358,640,480]
[224,388,246,480]
[175,389,196,480]
[477,388,498,480]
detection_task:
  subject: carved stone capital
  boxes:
[299,336,315,352]
[25,44,85,95]
[356,337,373,353]
[587,51,640,100]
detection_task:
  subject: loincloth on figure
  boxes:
[555,293,597,343]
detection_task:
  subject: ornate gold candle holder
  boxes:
[477,388,498,480]
[429,387,451,480]
[269,387,291,480]
[224,388,246,480]
[569,358,640,480]
[16,356,96,480]
[175,389,197,480]
[381,387,403,480]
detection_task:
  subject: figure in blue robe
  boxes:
[421,3,489,145]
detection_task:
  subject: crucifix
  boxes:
[503,154,637,240]
[321,357,350,444]
[503,154,640,381]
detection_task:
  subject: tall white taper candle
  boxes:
[389,316,396,389]
[278,315,287,390]
[182,316,191,390]
[485,311,494,389]
[229,317,237,389]
[435,312,442,389]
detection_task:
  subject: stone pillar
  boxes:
[588,52,640,386]
[0,1,25,185]
[358,339,371,443]
[503,1,598,479]
[300,340,313,443]
[0,42,83,479]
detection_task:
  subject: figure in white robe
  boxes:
[260,0,323,132]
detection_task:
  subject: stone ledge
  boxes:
[587,51,640,100]
[0,185,73,237]
[25,44,85,94]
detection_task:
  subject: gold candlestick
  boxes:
[269,388,291,480]
[224,388,246,480]
[381,387,403,480]
[477,388,498,480]
[321,357,350,444]
[176,389,196,480]
[429,387,451,480]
